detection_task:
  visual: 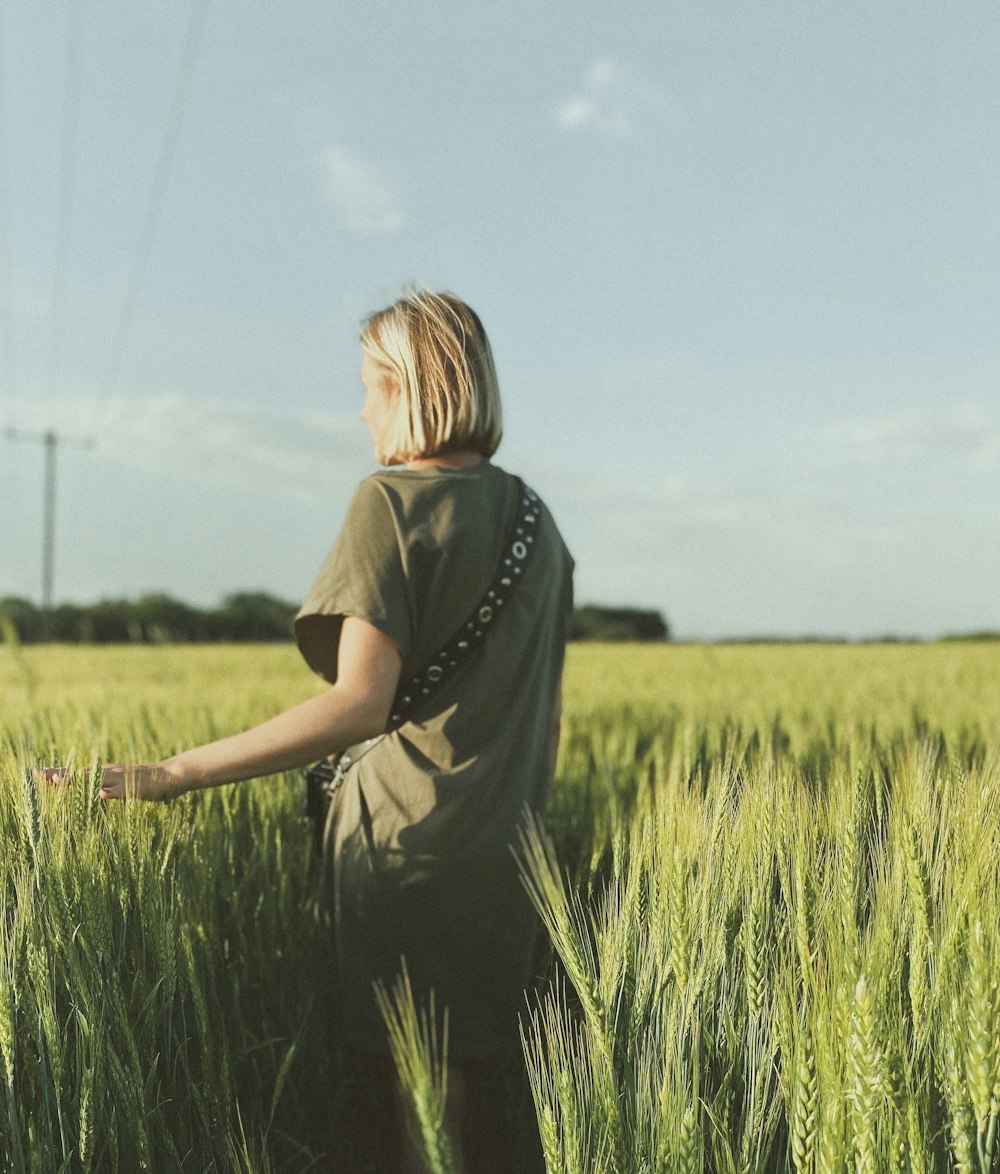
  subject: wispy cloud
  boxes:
[554,57,686,138]
[320,146,404,234]
[824,404,1000,471]
[534,472,1000,639]
[5,393,371,504]
[556,58,634,137]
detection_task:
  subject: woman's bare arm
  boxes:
[41,617,401,801]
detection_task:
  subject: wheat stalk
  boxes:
[667,842,692,991]
[848,972,881,1174]
[901,817,934,1055]
[965,915,999,1169]
[517,813,626,1168]
[941,989,976,1174]
[791,1016,819,1174]
[376,965,455,1174]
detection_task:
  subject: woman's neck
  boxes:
[404,451,485,471]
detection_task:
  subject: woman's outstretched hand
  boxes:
[35,619,399,801]
[37,763,188,802]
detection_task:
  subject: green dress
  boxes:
[295,461,574,1057]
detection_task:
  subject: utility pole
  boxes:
[4,426,93,639]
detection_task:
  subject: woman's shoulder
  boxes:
[360,461,517,508]
[367,460,512,486]
[352,463,570,564]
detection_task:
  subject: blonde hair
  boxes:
[360,289,503,464]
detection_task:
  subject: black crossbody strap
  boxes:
[387,477,541,728]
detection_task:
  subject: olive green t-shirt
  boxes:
[295,461,574,865]
[295,461,573,1054]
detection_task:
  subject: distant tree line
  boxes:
[569,606,670,642]
[3,596,993,645]
[0,593,298,644]
[0,594,672,645]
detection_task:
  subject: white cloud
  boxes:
[320,146,404,234]
[554,57,687,138]
[539,474,1000,640]
[824,404,1000,470]
[555,58,633,137]
[4,393,371,504]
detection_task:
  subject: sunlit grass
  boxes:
[1,640,997,1170]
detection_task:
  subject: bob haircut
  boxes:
[359,290,503,465]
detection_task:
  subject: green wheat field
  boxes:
[1,640,998,1172]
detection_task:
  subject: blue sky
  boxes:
[1,1,997,639]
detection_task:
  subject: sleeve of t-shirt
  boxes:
[294,477,413,683]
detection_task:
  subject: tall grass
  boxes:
[518,643,1000,1173]
[377,965,456,1174]
[1,640,998,1171]
[0,645,336,1171]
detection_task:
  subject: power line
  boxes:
[46,0,86,411]
[0,4,16,418]
[4,425,93,638]
[98,0,212,416]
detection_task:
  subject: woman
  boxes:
[45,290,574,1171]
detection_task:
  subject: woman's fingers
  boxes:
[98,766,124,800]
[99,764,185,802]
[34,763,184,802]
[36,763,127,788]
[98,765,147,801]
[36,766,74,787]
